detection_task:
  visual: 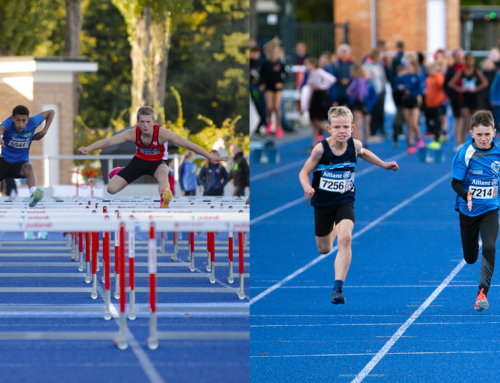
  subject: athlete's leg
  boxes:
[316,224,337,255]
[353,110,362,140]
[274,90,283,129]
[363,114,371,146]
[154,164,170,195]
[106,175,128,194]
[20,163,37,188]
[478,210,499,295]
[413,108,422,141]
[403,108,413,146]
[460,213,480,265]
[460,108,470,145]
[264,91,274,128]
[333,219,354,281]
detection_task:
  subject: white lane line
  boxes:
[351,258,468,383]
[97,286,166,383]
[250,172,451,305]
[250,159,307,182]
[250,151,407,225]
[251,314,500,317]
[250,284,492,289]
[251,350,500,358]
[251,321,500,328]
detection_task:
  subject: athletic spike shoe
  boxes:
[276,126,283,139]
[331,289,346,305]
[265,122,273,135]
[28,187,44,207]
[417,139,425,149]
[408,146,416,155]
[109,167,124,180]
[474,288,489,312]
[160,188,173,208]
[427,141,441,150]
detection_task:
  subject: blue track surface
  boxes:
[250,122,500,382]
[0,231,249,383]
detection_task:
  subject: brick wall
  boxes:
[334,0,460,62]
[33,82,74,185]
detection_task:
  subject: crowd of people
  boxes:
[251,37,500,155]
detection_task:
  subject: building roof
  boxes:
[0,56,98,73]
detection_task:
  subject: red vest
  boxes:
[134,125,168,161]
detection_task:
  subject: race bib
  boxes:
[469,185,498,199]
[9,141,29,149]
[318,170,353,193]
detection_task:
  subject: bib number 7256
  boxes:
[319,178,346,192]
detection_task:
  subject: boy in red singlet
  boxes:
[78,106,227,207]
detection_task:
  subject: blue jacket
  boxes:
[490,71,500,105]
[329,59,354,100]
[179,160,198,192]
[198,163,229,196]
[347,82,378,113]
[396,73,423,97]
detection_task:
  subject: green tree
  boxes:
[0,0,65,56]
[111,0,193,125]
[78,0,133,129]
[164,0,249,134]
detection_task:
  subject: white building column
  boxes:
[427,0,447,62]
[42,103,60,186]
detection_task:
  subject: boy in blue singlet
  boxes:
[299,106,399,304]
[0,105,55,207]
[451,110,500,312]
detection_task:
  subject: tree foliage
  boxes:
[0,0,65,56]
[164,0,249,134]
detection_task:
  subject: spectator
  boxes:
[228,144,249,197]
[479,58,497,112]
[296,42,308,65]
[363,48,387,141]
[319,51,337,104]
[444,47,466,151]
[178,151,198,196]
[198,150,229,196]
[329,44,354,107]
[392,64,407,147]
[397,60,424,154]
[448,52,489,149]
[260,38,287,139]
[489,47,500,70]
[425,62,448,149]
[347,64,375,148]
[391,41,406,84]
[489,69,500,129]
[250,46,267,131]
[302,56,336,148]
[435,59,450,139]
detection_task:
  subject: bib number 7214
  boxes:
[469,186,497,199]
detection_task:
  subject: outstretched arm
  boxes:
[299,143,323,199]
[355,139,399,171]
[78,129,135,155]
[33,110,55,141]
[159,128,228,164]
[0,125,5,148]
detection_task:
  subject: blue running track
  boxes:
[0,231,249,383]
[250,129,500,382]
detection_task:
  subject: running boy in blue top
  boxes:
[0,105,55,207]
[451,110,500,312]
[299,106,399,304]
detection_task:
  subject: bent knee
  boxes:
[482,243,497,256]
[22,163,34,172]
[317,244,332,254]
[106,185,117,194]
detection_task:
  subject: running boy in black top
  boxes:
[299,106,399,304]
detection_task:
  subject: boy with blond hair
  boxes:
[78,106,227,207]
[299,106,399,304]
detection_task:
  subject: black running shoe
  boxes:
[331,289,345,305]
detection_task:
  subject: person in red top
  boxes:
[78,106,227,208]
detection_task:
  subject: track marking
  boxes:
[97,286,166,383]
[250,151,407,225]
[250,284,493,289]
[250,159,307,182]
[251,350,500,358]
[251,321,500,328]
[350,258,468,383]
[250,172,451,305]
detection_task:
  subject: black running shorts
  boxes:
[0,156,27,181]
[116,156,167,184]
[402,95,419,109]
[314,202,355,237]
